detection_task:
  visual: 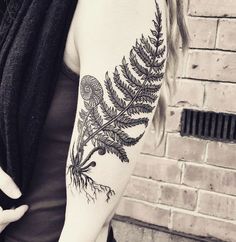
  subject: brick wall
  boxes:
[114,1,236,241]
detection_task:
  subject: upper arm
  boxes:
[73,0,167,77]
[67,0,168,196]
[62,1,168,239]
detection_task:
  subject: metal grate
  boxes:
[180,109,236,143]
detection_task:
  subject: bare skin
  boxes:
[61,0,167,241]
[0,167,28,233]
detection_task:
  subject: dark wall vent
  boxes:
[180,109,236,143]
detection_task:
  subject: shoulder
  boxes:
[63,0,167,75]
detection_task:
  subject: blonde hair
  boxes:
[153,0,190,147]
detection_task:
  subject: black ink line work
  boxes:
[68,0,166,203]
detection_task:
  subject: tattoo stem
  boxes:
[79,146,105,168]
[82,46,162,147]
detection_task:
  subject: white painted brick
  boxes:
[186,50,236,82]
[123,176,160,203]
[159,184,198,211]
[166,133,207,163]
[189,0,236,17]
[133,155,182,184]
[172,210,236,242]
[116,197,170,227]
[171,79,205,107]
[204,82,236,113]
[198,190,236,220]
[183,163,236,196]
[141,125,166,157]
[217,19,236,51]
[207,141,236,170]
[187,17,217,49]
[166,107,182,132]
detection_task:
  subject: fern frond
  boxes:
[135,92,158,103]
[140,35,156,58]
[103,125,144,146]
[127,103,154,115]
[96,134,129,162]
[113,67,136,101]
[120,57,142,89]
[148,36,158,48]
[83,122,94,141]
[79,110,87,120]
[155,46,166,59]
[114,114,149,129]
[130,50,149,77]
[142,84,162,93]
[105,72,126,111]
[146,72,164,82]
[133,40,153,66]
[151,29,158,38]
[89,106,103,129]
[100,101,117,121]
[153,58,166,69]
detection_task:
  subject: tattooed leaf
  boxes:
[89,106,103,129]
[100,101,118,121]
[156,46,166,59]
[149,36,157,47]
[105,72,127,111]
[120,57,142,89]
[68,0,166,203]
[114,114,149,128]
[79,110,87,120]
[153,59,166,69]
[134,40,153,66]
[127,103,154,115]
[151,30,158,38]
[142,84,162,93]
[135,92,158,103]
[140,35,156,58]
[146,72,164,82]
[103,125,144,146]
[113,67,136,101]
[96,134,129,162]
[130,50,149,77]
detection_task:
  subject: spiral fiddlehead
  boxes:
[68,0,166,203]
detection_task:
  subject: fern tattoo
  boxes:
[68,0,166,203]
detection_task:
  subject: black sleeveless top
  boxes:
[3,62,116,242]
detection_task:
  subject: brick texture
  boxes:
[115,1,236,241]
[182,163,236,196]
[204,82,236,112]
[159,184,198,211]
[123,176,160,203]
[217,19,236,51]
[116,197,170,228]
[133,155,182,184]
[165,107,182,132]
[166,134,207,163]
[170,79,204,107]
[112,220,200,242]
[172,210,236,242]
[186,50,236,82]
[198,190,236,220]
[188,0,236,17]
[207,141,236,170]
[187,17,217,49]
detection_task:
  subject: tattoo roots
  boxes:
[68,0,166,203]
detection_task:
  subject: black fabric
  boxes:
[0,2,118,241]
[3,61,79,242]
[0,0,78,206]
[0,0,78,241]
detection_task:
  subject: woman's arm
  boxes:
[60,0,167,241]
